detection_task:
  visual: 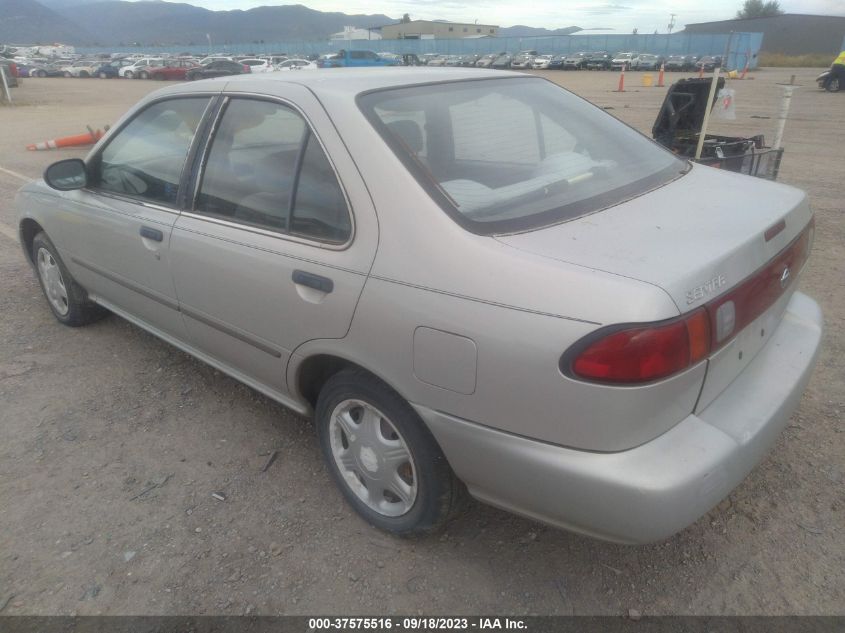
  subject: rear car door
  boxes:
[54,93,216,338]
[169,84,378,396]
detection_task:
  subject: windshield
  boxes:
[358,77,685,234]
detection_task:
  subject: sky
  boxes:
[184,0,845,32]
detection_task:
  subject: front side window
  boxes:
[360,77,684,234]
[90,97,209,206]
[195,98,351,243]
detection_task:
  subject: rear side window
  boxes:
[90,97,209,206]
[195,98,351,243]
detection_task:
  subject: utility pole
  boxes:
[667,14,676,34]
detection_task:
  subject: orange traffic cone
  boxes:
[27,126,103,151]
[657,62,665,87]
[615,66,625,92]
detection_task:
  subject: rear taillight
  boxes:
[243,64,251,73]
[568,309,710,384]
[563,218,813,385]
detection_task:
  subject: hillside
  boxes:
[1,0,395,46]
[0,0,92,45]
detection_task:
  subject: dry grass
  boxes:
[758,52,833,67]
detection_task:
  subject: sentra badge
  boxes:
[686,274,727,305]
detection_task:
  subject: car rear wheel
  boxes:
[315,369,464,535]
[32,232,107,327]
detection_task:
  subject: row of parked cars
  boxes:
[420,51,723,72]
[10,53,318,81]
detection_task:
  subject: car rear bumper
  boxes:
[416,291,822,544]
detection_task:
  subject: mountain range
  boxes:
[0,0,583,47]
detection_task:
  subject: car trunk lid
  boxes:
[496,164,814,405]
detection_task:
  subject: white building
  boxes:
[330,26,382,41]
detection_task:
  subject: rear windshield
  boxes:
[358,77,685,234]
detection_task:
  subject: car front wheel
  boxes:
[32,232,107,327]
[315,369,464,535]
[124,71,133,79]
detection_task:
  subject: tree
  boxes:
[402,13,411,23]
[736,0,784,19]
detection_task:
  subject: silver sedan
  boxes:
[15,69,822,543]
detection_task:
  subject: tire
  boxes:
[315,369,464,535]
[98,72,108,79]
[37,70,47,78]
[124,71,134,79]
[826,77,840,92]
[31,232,107,327]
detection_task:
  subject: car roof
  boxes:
[218,67,526,97]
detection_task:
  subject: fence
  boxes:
[77,31,764,70]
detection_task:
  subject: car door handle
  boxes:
[292,270,333,293]
[140,226,163,242]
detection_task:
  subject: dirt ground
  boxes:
[0,68,842,616]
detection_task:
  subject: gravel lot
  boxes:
[0,68,842,616]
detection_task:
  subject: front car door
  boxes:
[53,90,218,339]
[169,82,378,400]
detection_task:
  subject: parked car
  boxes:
[146,59,200,80]
[665,54,698,71]
[563,52,590,70]
[16,61,58,78]
[60,60,100,78]
[610,52,638,71]
[532,55,554,70]
[198,56,234,66]
[400,54,423,67]
[443,56,465,67]
[185,59,250,80]
[490,54,513,69]
[585,52,612,70]
[229,58,270,74]
[276,58,317,71]
[548,54,566,70]
[420,53,441,66]
[17,69,821,544]
[120,58,164,79]
[474,53,500,68]
[93,59,133,79]
[631,54,663,71]
[696,55,723,72]
[316,50,397,68]
[510,51,537,70]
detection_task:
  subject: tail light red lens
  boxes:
[563,218,813,385]
[569,309,710,384]
[243,65,251,73]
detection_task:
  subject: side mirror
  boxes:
[44,158,88,191]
